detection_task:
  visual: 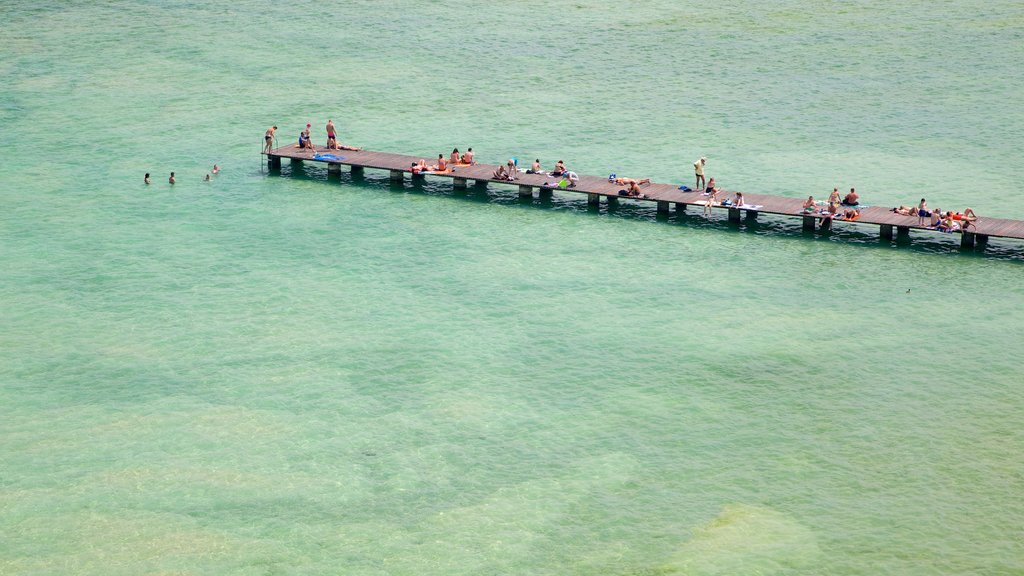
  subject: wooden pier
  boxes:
[264,146,1024,251]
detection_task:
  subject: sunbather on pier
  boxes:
[625,181,646,198]
[704,177,720,195]
[961,207,978,229]
[429,154,449,173]
[842,188,859,206]
[492,164,508,180]
[450,148,461,165]
[460,148,474,165]
[802,196,816,212]
[891,205,916,216]
[614,177,651,186]
[552,160,566,176]
[733,192,745,207]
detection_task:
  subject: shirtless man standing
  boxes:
[326,119,337,148]
[264,126,277,153]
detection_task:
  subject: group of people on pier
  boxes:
[263,121,361,154]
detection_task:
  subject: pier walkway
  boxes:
[265,146,1024,251]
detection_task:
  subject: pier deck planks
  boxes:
[266,146,1024,242]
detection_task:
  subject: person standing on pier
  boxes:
[264,126,277,153]
[326,119,336,148]
[694,157,706,191]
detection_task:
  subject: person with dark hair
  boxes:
[144,173,151,184]
[169,172,176,184]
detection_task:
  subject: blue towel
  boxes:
[314,154,345,161]
[678,185,692,191]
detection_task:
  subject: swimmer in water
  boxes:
[144,173,151,184]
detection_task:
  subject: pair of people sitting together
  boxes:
[449,148,474,165]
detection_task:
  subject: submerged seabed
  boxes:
[1,1,1023,575]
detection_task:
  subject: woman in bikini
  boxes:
[450,148,460,165]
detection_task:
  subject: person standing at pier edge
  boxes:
[326,119,336,148]
[694,157,706,191]
[264,126,277,153]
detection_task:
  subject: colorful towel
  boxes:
[314,154,345,161]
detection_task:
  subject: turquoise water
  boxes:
[2,1,1023,574]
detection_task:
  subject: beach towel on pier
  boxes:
[314,154,345,161]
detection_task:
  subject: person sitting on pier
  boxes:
[460,148,474,165]
[528,159,542,174]
[429,154,449,173]
[551,160,566,176]
[264,126,277,153]
[842,188,859,206]
[840,208,861,221]
[704,177,720,195]
[704,188,720,216]
[410,161,424,175]
[928,208,943,228]
[938,212,960,233]
[492,164,508,180]
[450,148,461,165]
[301,124,316,151]
[625,181,646,198]
[733,192,745,207]
[501,160,518,181]
[802,195,816,213]
[961,207,978,230]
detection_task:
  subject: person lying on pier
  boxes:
[614,177,651,186]
[838,208,861,221]
[551,160,566,176]
[460,148,474,165]
[891,205,917,216]
[802,195,816,213]
[936,212,960,233]
[842,188,859,206]
[410,161,424,175]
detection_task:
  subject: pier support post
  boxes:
[820,217,832,232]
[728,208,741,223]
[657,201,670,215]
[390,169,404,182]
[518,185,533,198]
[538,187,553,198]
[328,163,341,175]
[976,234,989,251]
[453,177,468,189]
[745,210,758,221]
[291,158,303,165]
[802,216,816,232]
[268,156,281,170]
[588,193,600,206]
[675,203,686,214]
[880,224,893,240]
[607,195,619,207]
[351,165,364,175]
[896,226,911,243]
[960,231,976,250]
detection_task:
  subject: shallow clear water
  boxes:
[2,1,1023,574]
